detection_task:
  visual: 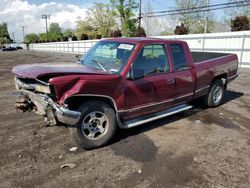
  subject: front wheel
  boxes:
[70,100,117,150]
[204,79,225,107]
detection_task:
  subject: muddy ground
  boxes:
[0,50,249,188]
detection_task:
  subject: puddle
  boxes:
[123,152,199,187]
[110,133,157,162]
[189,110,241,129]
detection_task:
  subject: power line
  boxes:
[153,3,250,17]
[142,0,250,17]
[151,0,173,9]
[142,1,250,18]
[143,0,249,15]
[42,14,50,42]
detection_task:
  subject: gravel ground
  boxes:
[0,50,249,188]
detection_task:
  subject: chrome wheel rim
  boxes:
[213,85,223,104]
[81,111,109,140]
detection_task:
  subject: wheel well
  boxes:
[64,96,117,112]
[211,73,228,89]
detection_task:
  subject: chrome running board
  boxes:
[121,104,192,129]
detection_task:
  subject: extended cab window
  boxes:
[170,44,188,71]
[132,44,169,77]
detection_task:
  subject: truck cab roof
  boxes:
[102,37,181,45]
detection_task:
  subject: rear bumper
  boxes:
[14,89,81,126]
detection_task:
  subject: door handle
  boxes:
[167,78,175,85]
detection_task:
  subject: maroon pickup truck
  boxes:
[12,38,238,149]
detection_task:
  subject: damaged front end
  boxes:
[13,77,81,126]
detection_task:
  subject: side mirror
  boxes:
[127,68,145,80]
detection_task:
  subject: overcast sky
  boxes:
[0,0,224,42]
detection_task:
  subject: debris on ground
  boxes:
[32,130,37,135]
[69,147,78,152]
[61,163,77,169]
[194,120,201,124]
[193,157,202,163]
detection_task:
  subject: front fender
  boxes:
[49,74,124,109]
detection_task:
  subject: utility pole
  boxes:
[11,32,15,43]
[42,14,50,42]
[138,0,142,36]
[204,0,210,33]
[19,26,26,43]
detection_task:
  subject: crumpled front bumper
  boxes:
[14,89,81,126]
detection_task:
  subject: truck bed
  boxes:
[191,51,232,63]
[192,51,238,99]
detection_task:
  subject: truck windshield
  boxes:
[80,41,135,74]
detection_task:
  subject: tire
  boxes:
[204,79,224,107]
[70,100,117,150]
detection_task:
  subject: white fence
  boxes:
[29,31,250,65]
[29,40,99,54]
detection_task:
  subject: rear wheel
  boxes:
[70,100,117,150]
[204,79,224,107]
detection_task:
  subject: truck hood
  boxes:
[12,63,109,79]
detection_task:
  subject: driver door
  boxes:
[122,44,175,120]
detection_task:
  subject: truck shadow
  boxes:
[111,90,244,144]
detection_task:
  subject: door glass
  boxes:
[132,44,169,77]
[170,44,188,71]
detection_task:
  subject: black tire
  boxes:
[204,79,224,107]
[70,100,117,150]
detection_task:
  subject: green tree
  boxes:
[63,29,74,41]
[86,3,116,37]
[39,33,47,43]
[48,23,62,41]
[49,23,62,34]
[0,22,11,44]
[174,0,214,34]
[75,19,93,39]
[111,0,138,37]
[25,33,39,44]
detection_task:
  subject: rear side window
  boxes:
[132,44,169,76]
[170,44,188,71]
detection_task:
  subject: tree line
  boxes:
[0,23,13,45]
[0,0,250,45]
[25,1,146,44]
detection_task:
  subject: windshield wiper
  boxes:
[91,59,107,72]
